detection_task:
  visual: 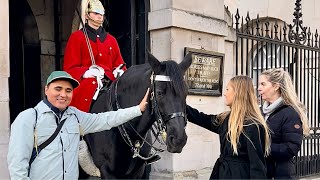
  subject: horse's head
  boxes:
[147,52,192,153]
[85,52,191,178]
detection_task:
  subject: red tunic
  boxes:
[63,26,126,112]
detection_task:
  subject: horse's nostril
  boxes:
[168,135,175,145]
[167,136,184,153]
[168,134,187,147]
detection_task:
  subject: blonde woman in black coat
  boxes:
[186,76,271,179]
[258,68,309,179]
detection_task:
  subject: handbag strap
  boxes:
[29,110,66,167]
[73,114,84,140]
[38,118,66,150]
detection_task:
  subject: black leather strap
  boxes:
[38,118,66,150]
[29,112,66,167]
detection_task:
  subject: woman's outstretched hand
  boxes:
[139,88,150,112]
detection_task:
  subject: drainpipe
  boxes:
[54,0,61,70]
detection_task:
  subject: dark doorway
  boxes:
[102,0,149,67]
[9,0,41,123]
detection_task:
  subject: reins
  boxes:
[113,71,187,161]
[114,74,165,161]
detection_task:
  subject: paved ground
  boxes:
[301,174,320,180]
[150,168,320,180]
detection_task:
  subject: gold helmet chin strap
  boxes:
[86,13,104,27]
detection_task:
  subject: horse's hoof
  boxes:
[145,155,161,165]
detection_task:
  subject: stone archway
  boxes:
[9,0,41,123]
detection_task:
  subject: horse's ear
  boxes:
[147,51,161,73]
[179,53,192,72]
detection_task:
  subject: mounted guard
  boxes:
[64,0,126,112]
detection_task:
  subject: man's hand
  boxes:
[139,88,150,112]
[83,69,104,79]
[113,64,126,78]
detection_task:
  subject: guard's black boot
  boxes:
[145,155,161,165]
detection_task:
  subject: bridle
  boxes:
[149,72,187,144]
[113,71,187,161]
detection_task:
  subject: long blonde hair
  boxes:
[220,76,271,156]
[261,68,310,136]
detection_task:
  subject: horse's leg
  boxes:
[142,164,151,179]
[99,164,116,179]
[86,89,113,179]
[129,162,147,179]
[78,164,90,179]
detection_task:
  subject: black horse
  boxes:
[80,52,192,179]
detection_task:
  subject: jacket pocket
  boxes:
[66,125,80,152]
[36,128,58,151]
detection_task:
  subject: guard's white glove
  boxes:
[83,69,104,79]
[113,64,125,78]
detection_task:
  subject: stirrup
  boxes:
[145,155,161,165]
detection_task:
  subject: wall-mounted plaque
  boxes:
[184,47,224,96]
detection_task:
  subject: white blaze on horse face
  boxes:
[45,80,73,111]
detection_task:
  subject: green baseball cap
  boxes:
[46,71,79,88]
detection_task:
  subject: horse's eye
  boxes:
[156,91,163,97]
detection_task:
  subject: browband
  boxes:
[154,75,171,82]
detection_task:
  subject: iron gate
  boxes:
[234,0,320,177]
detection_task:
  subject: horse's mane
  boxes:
[162,60,188,96]
[117,60,187,97]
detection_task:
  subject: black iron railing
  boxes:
[233,0,320,177]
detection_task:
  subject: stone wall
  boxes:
[0,0,10,178]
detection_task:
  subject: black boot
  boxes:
[145,155,161,165]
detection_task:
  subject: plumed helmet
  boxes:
[86,0,105,15]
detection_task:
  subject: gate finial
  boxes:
[288,0,307,44]
[235,9,240,32]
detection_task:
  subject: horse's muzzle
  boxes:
[165,115,188,153]
[167,133,188,153]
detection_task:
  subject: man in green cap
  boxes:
[7,71,149,179]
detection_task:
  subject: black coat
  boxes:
[265,104,303,179]
[186,105,267,179]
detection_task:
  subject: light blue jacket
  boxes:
[7,100,142,180]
